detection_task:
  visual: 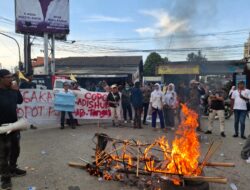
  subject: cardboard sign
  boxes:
[54,92,76,112]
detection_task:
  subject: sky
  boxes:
[0,0,250,70]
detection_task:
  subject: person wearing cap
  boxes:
[60,82,75,129]
[0,69,26,189]
[107,84,121,127]
[149,83,165,130]
[19,72,37,130]
[231,81,250,139]
[187,80,205,130]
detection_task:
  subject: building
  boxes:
[244,34,250,59]
[32,56,143,86]
[157,60,245,87]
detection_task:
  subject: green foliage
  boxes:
[144,52,167,76]
[187,50,207,63]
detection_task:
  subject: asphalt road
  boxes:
[10,116,250,190]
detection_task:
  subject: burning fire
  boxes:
[168,104,200,175]
[144,104,200,184]
[90,104,201,185]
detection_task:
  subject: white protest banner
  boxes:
[17,89,111,125]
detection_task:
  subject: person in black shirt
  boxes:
[0,69,26,190]
[205,90,226,137]
[19,73,37,130]
[107,84,121,127]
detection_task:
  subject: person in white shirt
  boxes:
[163,83,177,128]
[231,81,250,139]
[60,82,75,129]
[107,85,122,127]
[150,83,165,130]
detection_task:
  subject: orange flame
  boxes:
[103,171,112,180]
[144,104,200,176]
[99,104,200,184]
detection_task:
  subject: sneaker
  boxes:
[204,130,212,134]
[30,125,37,130]
[143,122,148,125]
[124,120,128,124]
[72,125,76,129]
[130,120,134,124]
[10,168,27,177]
[60,125,64,129]
[220,132,226,138]
[241,135,247,140]
[233,134,238,138]
[1,177,11,190]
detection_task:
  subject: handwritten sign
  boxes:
[54,92,76,112]
[17,90,111,125]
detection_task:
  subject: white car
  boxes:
[53,79,88,93]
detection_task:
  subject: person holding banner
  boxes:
[58,82,76,129]
[107,84,121,127]
[0,69,26,190]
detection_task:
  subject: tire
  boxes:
[224,106,232,119]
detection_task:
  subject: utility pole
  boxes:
[51,34,55,75]
[24,34,32,74]
[44,33,49,75]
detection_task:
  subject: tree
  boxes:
[144,52,164,76]
[187,50,207,63]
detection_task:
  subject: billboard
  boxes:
[15,0,69,36]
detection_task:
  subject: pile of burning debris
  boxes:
[69,105,235,190]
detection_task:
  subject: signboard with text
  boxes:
[15,0,69,36]
[157,65,200,75]
[17,90,111,125]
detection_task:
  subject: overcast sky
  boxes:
[0,0,250,70]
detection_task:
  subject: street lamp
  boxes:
[0,32,23,70]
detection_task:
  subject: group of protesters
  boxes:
[105,80,202,130]
[2,67,250,189]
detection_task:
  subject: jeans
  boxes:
[0,131,20,177]
[152,109,165,128]
[61,111,74,126]
[134,107,142,128]
[143,103,149,123]
[122,102,132,121]
[234,109,247,136]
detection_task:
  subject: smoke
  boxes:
[136,10,188,37]
[166,0,219,60]
[169,0,218,30]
